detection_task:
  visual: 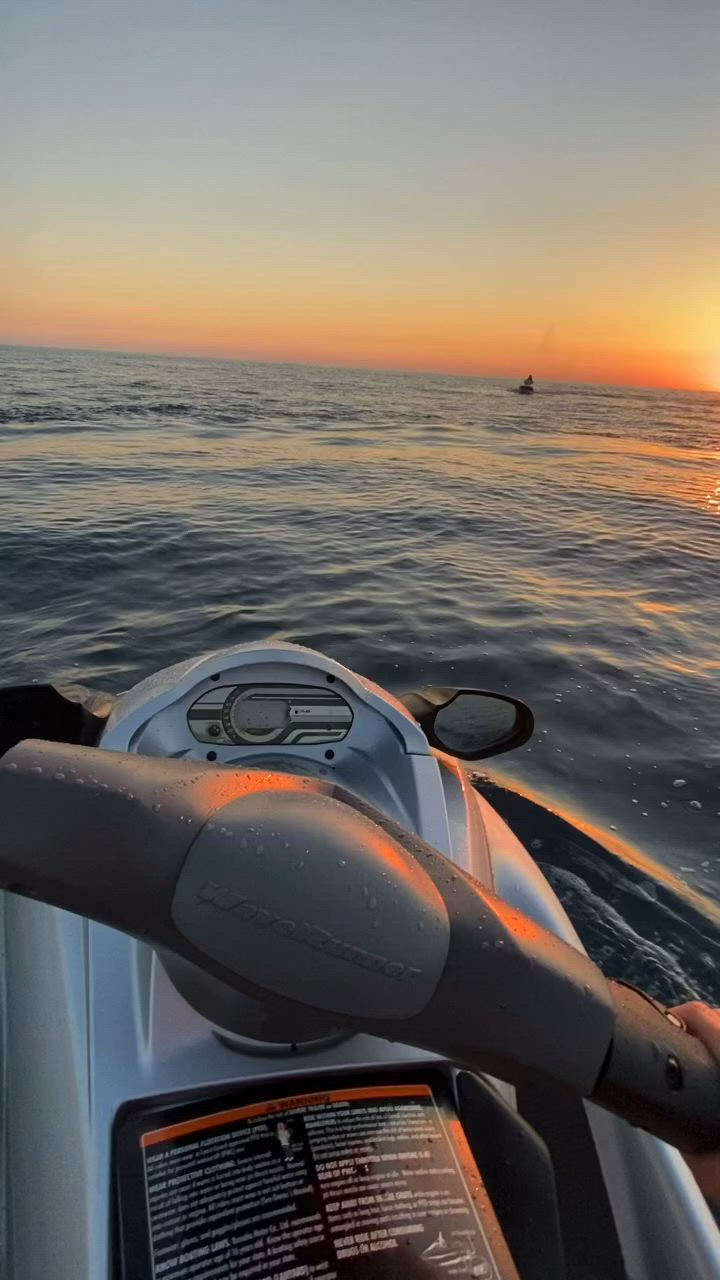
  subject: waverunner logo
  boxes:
[196,880,422,981]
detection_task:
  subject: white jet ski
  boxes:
[1,640,719,1280]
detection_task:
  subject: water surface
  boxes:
[2,345,719,995]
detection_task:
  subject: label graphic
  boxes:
[138,1084,505,1279]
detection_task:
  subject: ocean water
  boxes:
[1,344,719,1000]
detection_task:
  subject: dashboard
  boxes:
[186,682,354,748]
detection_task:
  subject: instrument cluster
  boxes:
[186,681,354,749]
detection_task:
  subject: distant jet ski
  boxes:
[516,373,535,394]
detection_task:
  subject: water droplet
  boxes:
[31,765,42,775]
[609,824,617,831]
[660,800,669,808]
[54,771,65,781]
[153,803,162,812]
[690,800,702,810]
[7,762,17,771]
[672,779,687,789]
[337,859,347,868]
[495,940,505,949]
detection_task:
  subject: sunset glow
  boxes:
[3,1,719,390]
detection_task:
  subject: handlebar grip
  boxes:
[591,981,720,1153]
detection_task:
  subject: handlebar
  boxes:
[1,738,719,1155]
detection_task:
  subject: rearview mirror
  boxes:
[399,687,534,761]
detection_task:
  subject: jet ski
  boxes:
[516,375,535,394]
[1,640,719,1280]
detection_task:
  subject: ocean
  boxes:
[2,343,719,1001]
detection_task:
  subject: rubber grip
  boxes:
[591,981,720,1153]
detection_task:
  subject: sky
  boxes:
[2,0,719,389]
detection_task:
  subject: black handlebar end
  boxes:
[592,981,720,1154]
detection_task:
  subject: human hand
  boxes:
[671,1002,720,1204]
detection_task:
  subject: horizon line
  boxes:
[0,339,715,397]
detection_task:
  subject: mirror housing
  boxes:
[400,687,534,760]
[0,682,115,758]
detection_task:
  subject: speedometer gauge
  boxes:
[222,684,353,747]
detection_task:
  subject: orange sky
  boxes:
[5,255,717,391]
[3,3,720,391]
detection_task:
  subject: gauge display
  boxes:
[223,684,352,746]
[187,683,353,747]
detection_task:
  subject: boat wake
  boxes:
[474,776,720,1005]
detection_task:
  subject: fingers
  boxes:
[683,1150,720,1207]
[670,1003,720,1204]
[672,1003,720,1060]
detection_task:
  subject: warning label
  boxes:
[139,1084,501,1280]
